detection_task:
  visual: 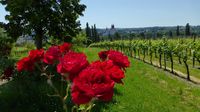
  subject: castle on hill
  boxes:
[101,24,117,36]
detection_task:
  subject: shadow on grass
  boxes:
[114,88,123,96]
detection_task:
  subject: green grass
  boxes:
[0,47,200,112]
[10,46,30,60]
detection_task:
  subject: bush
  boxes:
[0,28,12,58]
[11,43,130,112]
[0,58,16,77]
[72,32,87,47]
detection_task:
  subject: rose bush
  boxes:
[10,43,131,112]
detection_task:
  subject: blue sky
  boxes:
[1,0,200,28]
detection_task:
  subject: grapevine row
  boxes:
[90,38,200,81]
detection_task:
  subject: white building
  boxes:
[101,24,117,36]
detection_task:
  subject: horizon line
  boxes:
[81,24,200,29]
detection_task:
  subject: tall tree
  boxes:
[93,24,99,42]
[85,22,91,45]
[176,25,180,36]
[0,0,86,49]
[140,32,145,39]
[169,31,173,37]
[91,26,94,42]
[85,22,91,38]
[108,33,113,41]
[185,23,191,36]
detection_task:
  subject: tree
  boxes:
[0,28,12,57]
[85,22,91,39]
[176,25,180,36]
[0,0,86,49]
[91,25,94,42]
[85,22,91,45]
[72,31,87,46]
[169,31,173,37]
[93,24,99,42]
[185,23,191,36]
[108,33,113,41]
[156,32,163,38]
[129,33,136,39]
[114,32,121,40]
[0,22,5,28]
[140,32,145,39]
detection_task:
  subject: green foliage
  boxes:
[0,74,64,112]
[114,32,121,40]
[86,22,91,38]
[0,58,16,76]
[93,24,100,42]
[85,23,99,45]
[85,22,93,46]
[72,32,87,47]
[0,28,12,57]
[176,25,180,36]
[1,0,86,49]
[185,23,191,36]
[169,31,173,37]
[90,38,200,81]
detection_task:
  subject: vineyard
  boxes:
[90,37,200,83]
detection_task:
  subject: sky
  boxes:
[0,0,200,28]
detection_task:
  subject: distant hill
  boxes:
[97,25,200,37]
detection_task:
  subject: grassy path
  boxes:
[84,48,200,112]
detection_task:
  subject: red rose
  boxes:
[59,42,72,54]
[2,66,14,80]
[28,49,44,62]
[57,51,89,81]
[17,57,34,72]
[108,50,130,69]
[91,60,125,84]
[71,83,94,105]
[71,65,114,104]
[43,46,62,64]
[98,51,108,61]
